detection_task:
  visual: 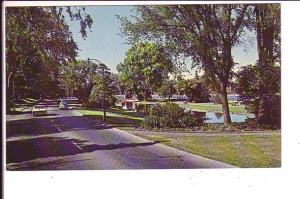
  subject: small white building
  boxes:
[115,95,139,110]
[170,94,188,101]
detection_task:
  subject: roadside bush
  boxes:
[136,103,157,115]
[135,103,146,113]
[143,102,201,128]
[178,113,199,127]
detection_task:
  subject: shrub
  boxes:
[135,103,146,113]
[179,113,199,127]
[85,97,116,109]
[236,64,280,127]
[136,103,157,115]
[143,102,201,128]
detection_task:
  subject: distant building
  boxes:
[170,94,188,101]
[151,94,163,100]
[227,94,239,101]
[115,95,139,110]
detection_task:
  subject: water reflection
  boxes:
[192,111,255,123]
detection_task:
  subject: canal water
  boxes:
[189,94,255,123]
[192,111,255,123]
[204,112,255,123]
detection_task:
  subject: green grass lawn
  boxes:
[8,105,34,113]
[138,133,280,168]
[78,108,143,129]
[22,98,38,103]
[182,102,247,114]
[15,98,38,105]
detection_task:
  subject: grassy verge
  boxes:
[8,98,38,113]
[136,133,280,168]
[78,108,143,129]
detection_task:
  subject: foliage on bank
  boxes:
[142,102,201,128]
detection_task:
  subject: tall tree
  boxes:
[119,5,251,124]
[58,60,97,100]
[6,6,93,109]
[117,42,174,101]
[255,4,280,66]
[236,4,280,126]
[255,4,280,125]
[89,63,119,121]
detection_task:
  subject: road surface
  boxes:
[6,107,234,170]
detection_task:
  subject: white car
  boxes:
[59,100,71,110]
[32,105,47,116]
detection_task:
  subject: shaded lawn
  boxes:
[22,98,38,103]
[8,105,33,114]
[15,98,38,105]
[138,133,280,168]
[78,108,143,128]
[9,98,38,113]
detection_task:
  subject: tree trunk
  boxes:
[12,80,16,111]
[66,87,70,98]
[102,93,106,122]
[220,38,233,125]
[102,67,106,122]
[144,87,147,115]
[220,83,231,124]
[7,72,14,112]
[257,96,272,125]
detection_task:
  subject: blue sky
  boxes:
[68,6,258,75]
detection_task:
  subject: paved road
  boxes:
[6,108,234,170]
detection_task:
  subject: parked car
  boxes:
[59,100,70,110]
[60,97,78,101]
[32,105,47,116]
[68,97,78,100]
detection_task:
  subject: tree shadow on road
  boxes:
[6,115,118,138]
[6,136,163,166]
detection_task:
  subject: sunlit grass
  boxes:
[78,108,143,128]
[137,133,281,168]
[182,102,247,114]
